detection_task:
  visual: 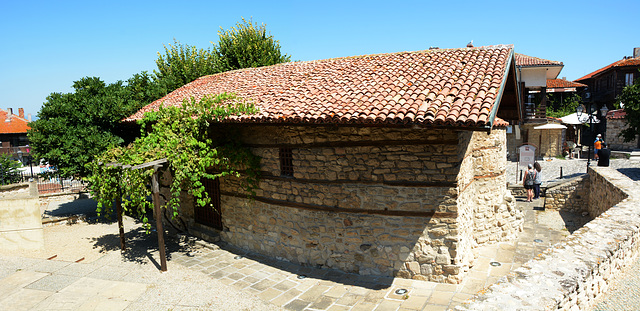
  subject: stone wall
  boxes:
[456,166,640,310]
[176,125,522,283]
[0,181,43,250]
[587,167,629,218]
[520,122,564,158]
[606,118,639,151]
[543,175,589,212]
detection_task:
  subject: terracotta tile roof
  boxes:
[607,109,626,120]
[515,54,563,67]
[0,109,30,134]
[575,57,640,82]
[493,117,509,128]
[546,79,586,88]
[127,45,516,129]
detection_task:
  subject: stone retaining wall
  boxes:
[457,166,640,310]
[0,181,43,250]
[543,176,589,212]
[587,168,629,218]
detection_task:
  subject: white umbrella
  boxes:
[560,112,600,125]
[533,123,567,130]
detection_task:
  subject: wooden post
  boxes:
[116,185,126,251]
[151,165,168,272]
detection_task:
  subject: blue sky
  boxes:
[1,0,639,118]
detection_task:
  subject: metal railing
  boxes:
[17,171,86,194]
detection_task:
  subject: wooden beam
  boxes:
[221,191,457,218]
[116,186,126,252]
[244,139,459,149]
[131,158,168,170]
[151,167,167,272]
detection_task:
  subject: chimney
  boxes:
[28,113,32,122]
[7,108,12,115]
[18,108,24,119]
[634,47,640,58]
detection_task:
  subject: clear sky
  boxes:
[1,0,639,119]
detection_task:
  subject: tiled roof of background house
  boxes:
[0,109,30,134]
[607,109,627,120]
[515,54,563,67]
[575,57,640,81]
[546,79,587,88]
[127,45,515,129]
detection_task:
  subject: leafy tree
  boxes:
[214,18,291,72]
[546,93,581,118]
[619,72,640,142]
[153,39,218,92]
[28,77,149,177]
[0,153,21,185]
[153,19,291,94]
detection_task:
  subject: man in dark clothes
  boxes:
[598,142,611,167]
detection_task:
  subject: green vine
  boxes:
[86,92,260,228]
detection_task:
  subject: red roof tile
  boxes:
[546,79,586,88]
[127,45,516,129]
[607,109,626,120]
[0,109,30,134]
[515,54,563,67]
[575,57,640,82]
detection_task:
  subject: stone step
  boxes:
[187,223,221,250]
[630,150,640,161]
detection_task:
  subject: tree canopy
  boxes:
[153,40,218,93]
[215,18,291,72]
[546,93,581,118]
[28,77,155,177]
[30,18,289,177]
[619,71,640,142]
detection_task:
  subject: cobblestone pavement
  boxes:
[165,196,572,311]
[507,158,640,184]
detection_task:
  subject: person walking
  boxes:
[523,163,537,202]
[594,134,603,160]
[533,162,542,199]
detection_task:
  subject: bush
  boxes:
[0,154,21,185]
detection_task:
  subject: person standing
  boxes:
[598,142,611,167]
[523,163,537,202]
[594,134,603,160]
[533,162,542,199]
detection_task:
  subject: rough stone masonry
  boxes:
[166,125,523,283]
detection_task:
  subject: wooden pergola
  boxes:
[106,158,168,271]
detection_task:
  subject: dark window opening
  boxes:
[279,147,294,177]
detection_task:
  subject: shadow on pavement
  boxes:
[210,240,395,290]
[559,210,592,234]
[88,223,201,270]
[617,168,640,181]
[43,196,98,218]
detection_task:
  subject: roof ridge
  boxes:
[575,57,640,81]
[196,45,516,80]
